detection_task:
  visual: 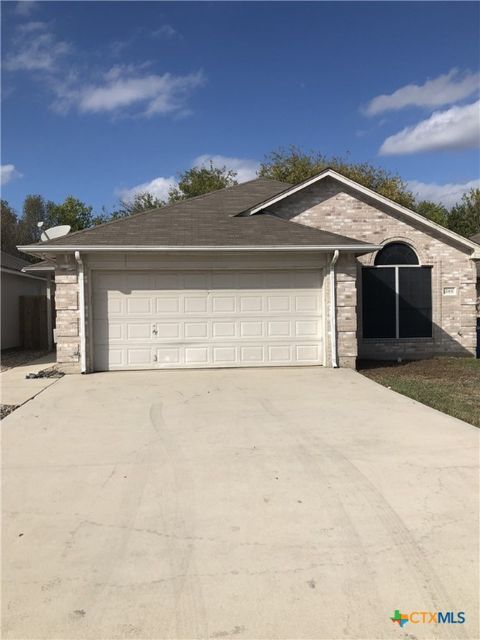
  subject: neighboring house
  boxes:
[471,232,480,317]
[18,169,480,373]
[0,251,50,350]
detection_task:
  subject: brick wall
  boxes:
[271,177,477,362]
[54,259,81,373]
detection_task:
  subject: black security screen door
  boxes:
[399,267,432,337]
[362,268,396,338]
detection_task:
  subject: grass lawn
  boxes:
[358,357,480,428]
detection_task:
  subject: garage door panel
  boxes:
[185,347,208,364]
[296,344,320,362]
[213,346,236,363]
[156,322,180,339]
[241,345,264,363]
[212,296,236,313]
[127,323,152,339]
[295,295,320,312]
[240,321,263,337]
[268,345,291,362]
[156,347,180,365]
[93,269,323,370]
[240,296,263,312]
[156,297,180,313]
[212,321,236,337]
[267,320,290,337]
[184,296,208,313]
[296,320,319,337]
[127,348,151,366]
[267,296,291,312]
[184,322,208,338]
[126,297,151,315]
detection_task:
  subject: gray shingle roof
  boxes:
[470,232,480,244]
[1,251,30,271]
[22,178,374,250]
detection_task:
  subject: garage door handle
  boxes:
[152,326,158,336]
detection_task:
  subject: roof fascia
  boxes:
[18,244,382,254]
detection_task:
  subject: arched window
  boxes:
[362,242,432,340]
[374,242,418,265]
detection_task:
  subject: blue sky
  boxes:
[2,1,479,214]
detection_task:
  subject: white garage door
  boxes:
[92,270,324,370]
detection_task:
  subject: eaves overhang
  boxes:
[18,244,382,255]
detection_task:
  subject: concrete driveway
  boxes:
[2,368,478,639]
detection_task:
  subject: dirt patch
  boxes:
[1,349,51,372]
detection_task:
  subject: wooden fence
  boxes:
[19,295,53,349]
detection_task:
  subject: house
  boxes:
[18,169,480,373]
[0,251,53,350]
[472,232,480,313]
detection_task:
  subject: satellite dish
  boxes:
[41,225,71,242]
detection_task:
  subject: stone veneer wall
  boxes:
[55,258,82,373]
[271,177,477,361]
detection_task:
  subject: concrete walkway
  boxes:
[0,353,59,406]
[2,367,479,639]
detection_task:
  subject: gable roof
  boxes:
[18,178,380,254]
[247,168,480,256]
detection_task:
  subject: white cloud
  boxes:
[379,100,480,155]
[408,178,480,208]
[193,154,259,182]
[117,154,259,203]
[365,69,480,116]
[4,25,71,71]
[14,1,37,16]
[53,66,205,117]
[16,20,48,34]
[1,164,22,186]
[117,176,177,203]
[151,25,178,39]
[5,20,202,120]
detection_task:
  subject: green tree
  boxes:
[111,192,165,219]
[416,200,448,227]
[0,200,21,255]
[258,146,416,208]
[447,188,480,237]
[46,196,95,232]
[17,194,48,245]
[168,161,238,202]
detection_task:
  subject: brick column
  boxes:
[335,254,358,368]
[55,264,81,373]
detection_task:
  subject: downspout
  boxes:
[46,274,53,351]
[329,250,340,368]
[74,251,87,373]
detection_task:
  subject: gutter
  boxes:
[18,244,382,254]
[329,250,340,368]
[74,251,87,374]
[1,266,47,281]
